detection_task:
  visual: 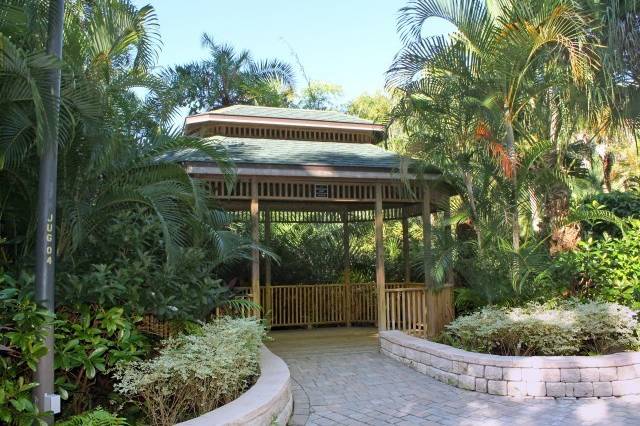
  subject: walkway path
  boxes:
[266,328,640,426]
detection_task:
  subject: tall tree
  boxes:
[165,33,296,114]
[389,0,598,251]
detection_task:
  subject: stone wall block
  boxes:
[526,382,546,397]
[507,381,525,397]
[617,365,638,381]
[593,382,613,397]
[468,364,485,378]
[572,382,594,397]
[391,344,405,357]
[452,361,469,375]
[431,355,454,373]
[503,368,522,381]
[487,380,507,396]
[475,378,488,393]
[598,367,617,382]
[580,368,599,382]
[485,366,503,380]
[545,382,566,397]
[459,374,475,390]
[612,378,640,396]
[561,369,580,383]
[540,369,560,382]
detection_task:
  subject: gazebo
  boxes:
[183,105,454,336]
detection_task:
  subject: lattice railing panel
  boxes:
[205,178,424,203]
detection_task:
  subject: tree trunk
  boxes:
[462,171,482,250]
[505,113,520,252]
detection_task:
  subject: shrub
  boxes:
[114,318,266,426]
[57,211,238,321]
[55,306,149,416]
[581,191,640,237]
[440,301,640,356]
[57,409,128,426]
[0,272,51,426]
[556,220,640,309]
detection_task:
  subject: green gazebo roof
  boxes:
[205,105,376,125]
[182,137,405,169]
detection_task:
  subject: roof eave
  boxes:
[184,113,386,133]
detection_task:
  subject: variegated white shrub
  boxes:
[441,301,639,356]
[114,317,266,426]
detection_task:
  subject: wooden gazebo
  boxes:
[183,105,454,336]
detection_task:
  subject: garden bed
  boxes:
[177,345,292,426]
[380,330,640,398]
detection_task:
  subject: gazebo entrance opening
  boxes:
[183,105,456,337]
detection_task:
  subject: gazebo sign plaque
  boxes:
[314,184,329,198]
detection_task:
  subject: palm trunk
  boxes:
[462,171,482,250]
[505,113,520,252]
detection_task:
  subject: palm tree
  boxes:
[164,33,296,114]
[389,0,598,251]
[0,0,238,269]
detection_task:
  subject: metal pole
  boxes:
[34,0,65,421]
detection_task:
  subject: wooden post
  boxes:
[443,197,453,286]
[342,211,351,327]
[402,208,410,284]
[264,207,272,316]
[422,184,432,288]
[251,179,260,317]
[375,184,386,331]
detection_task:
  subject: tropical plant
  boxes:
[0,273,51,426]
[580,191,640,237]
[164,33,296,114]
[441,300,640,356]
[388,0,599,252]
[114,318,265,426]
[296,80,343,111]
[57,210,253,320]
[54,305,149,416]
[57,409,128,426]
[555,220,640,309]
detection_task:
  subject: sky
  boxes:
[136,0,454,109]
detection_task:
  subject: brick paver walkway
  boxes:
[267,328,640,426]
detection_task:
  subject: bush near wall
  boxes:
[440,301,640,356]
[114,318,266,426]
[556,220,640,309]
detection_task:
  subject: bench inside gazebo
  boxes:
[183,105,455,337]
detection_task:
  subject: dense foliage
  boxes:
[54,306,149,416]
[57,410,128,426]
[580,191,640,237]
[114,318,265,426]
[382,0,640,309]
[441,301,640,356]
[556,220,640,309]
[0,274,50,426]
[57,210,251,320]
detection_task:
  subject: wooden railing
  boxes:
[233,283,423,328]
[139,283,452,338]
[385,287,428,337]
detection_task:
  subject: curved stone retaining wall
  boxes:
[178,345,292,425]
[380,330,640,398]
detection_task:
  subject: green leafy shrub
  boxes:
[440,301,640,356]
[0,272,51,426]
[55,306,149,416]
[114,318,266,426]
[556,220,640,309]
[580,191,640,237]
[57,409,128,426]
[57,211,240,321]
